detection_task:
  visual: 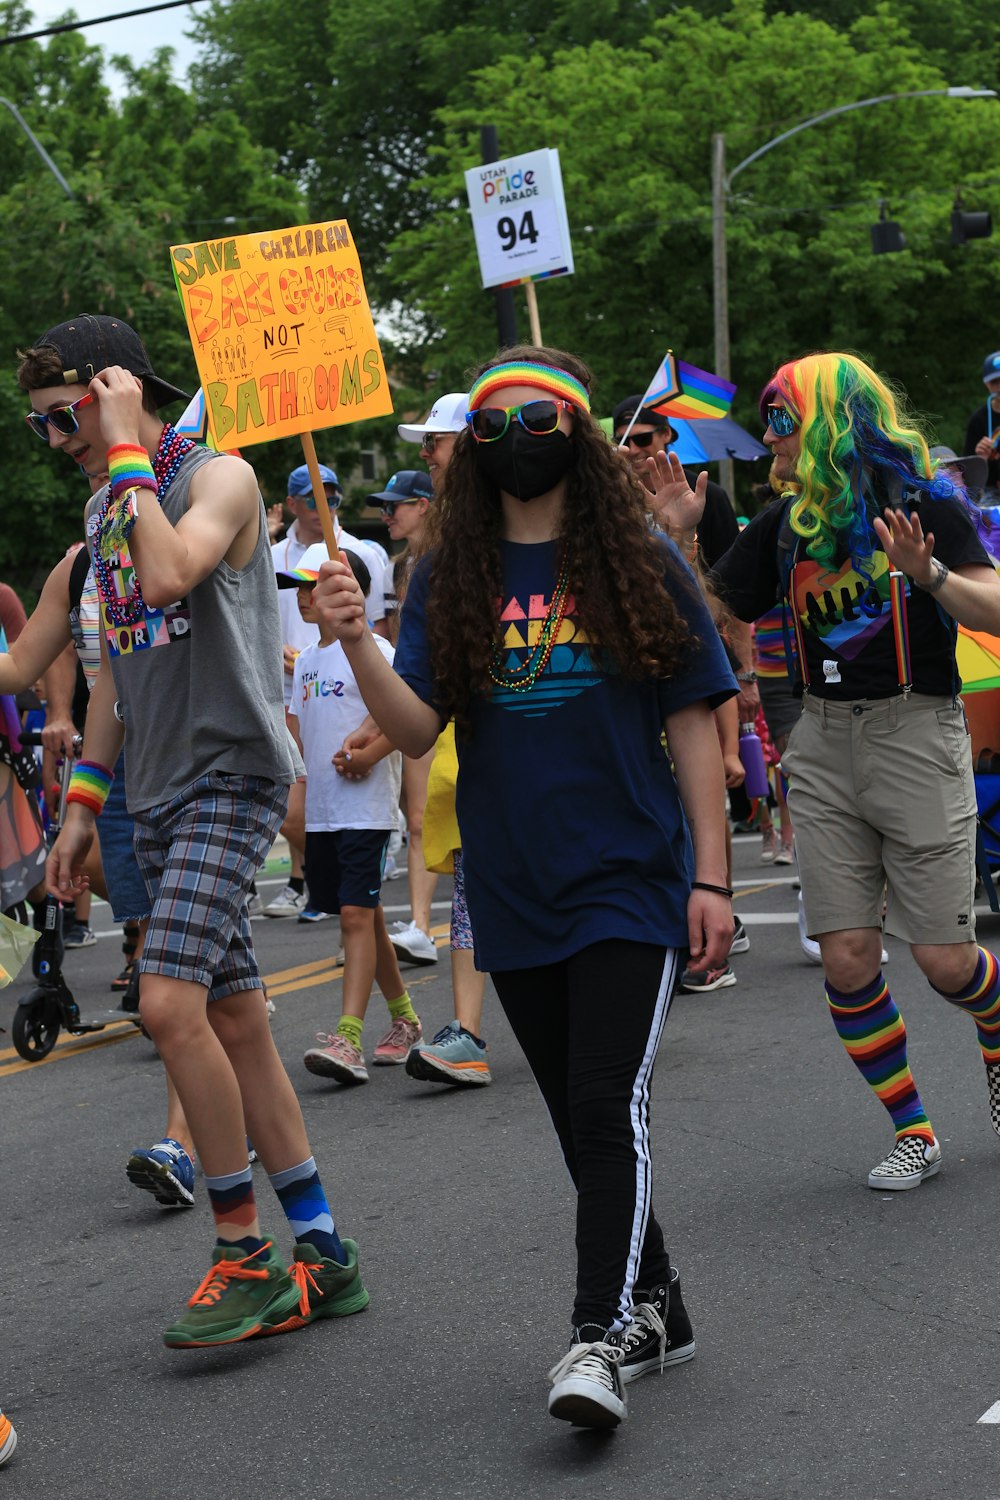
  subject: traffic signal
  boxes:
[952,200,992,245]
[871,203,905,255]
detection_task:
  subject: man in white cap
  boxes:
[264,462,387,919]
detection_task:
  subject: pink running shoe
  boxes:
[303,1033,369,1084]
[373,1016,423,1066]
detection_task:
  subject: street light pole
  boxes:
[0,96,74,198]
[711,85,996,501]
[711,132,733,497]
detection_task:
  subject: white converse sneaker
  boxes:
[389,919,438,966]
[262,884,307,918]
[867,1135,941,1191]
[547,1333,627,1428]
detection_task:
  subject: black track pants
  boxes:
[491,939,677,1331]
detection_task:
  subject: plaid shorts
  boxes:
[132,772,288,1001]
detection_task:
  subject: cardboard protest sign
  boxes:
[169,220,393,452]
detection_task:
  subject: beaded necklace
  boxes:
[92,424,195,629]
[487,552,571,693]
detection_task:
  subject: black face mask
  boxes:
[473,427,575,502]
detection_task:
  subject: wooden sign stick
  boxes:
[300,430,342,559]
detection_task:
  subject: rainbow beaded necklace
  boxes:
[487,553,571,693]
[92,423,196,629]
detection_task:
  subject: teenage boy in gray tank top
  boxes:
[18,315,368,1349]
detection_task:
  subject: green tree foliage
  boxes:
[1,0,998,593]
[0,0,304,595]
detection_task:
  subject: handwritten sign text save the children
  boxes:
[170,220,393,450]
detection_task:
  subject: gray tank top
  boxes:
[88,444,301,812]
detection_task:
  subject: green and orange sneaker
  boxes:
[163,1239,300,1349]
[262,1237,369,1336]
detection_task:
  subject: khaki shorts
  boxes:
[782,694,977,945]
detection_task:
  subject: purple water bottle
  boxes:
[738,723,769,800]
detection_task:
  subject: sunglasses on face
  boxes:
[765,405,797,438]
[465,398,571,444]
[302,493,341,511]
[616,430,657,449]
[381,499,420,517]
[419,432,451,454]
[25,392,95,442]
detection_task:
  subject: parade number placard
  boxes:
[464,148,575,290]
[169,220,394,451]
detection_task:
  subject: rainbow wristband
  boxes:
[107,442,157,502]
[65,760,114,815]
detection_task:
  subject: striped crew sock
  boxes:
[270,1156,346,1265]
[935,948,1000,1064]
[204,1164,267,1256]
[826,974,934,1142]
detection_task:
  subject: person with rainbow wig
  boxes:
[311,343,738,1431]
[667,349,1000,1195]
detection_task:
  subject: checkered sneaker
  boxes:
[867,1135,941,1191]
[986,1063,1000,1137]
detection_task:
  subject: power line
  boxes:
[0,0,211,48]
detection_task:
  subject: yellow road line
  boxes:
[268,966,343,997]
[0,1025,138,1077]
[262,955,346,985]
[1,925,452,1074]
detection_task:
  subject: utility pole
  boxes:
[480,125,518,349]
[711,132,734,501]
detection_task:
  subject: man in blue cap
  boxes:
[963,351,1000,501]
[265,462,387,919]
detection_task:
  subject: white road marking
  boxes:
[977,1401,1000,1423]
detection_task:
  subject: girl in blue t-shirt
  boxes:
[312,343,737,1433]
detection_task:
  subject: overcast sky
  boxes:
[28,0,204,81]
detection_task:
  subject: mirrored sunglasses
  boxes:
[766,405,797,438]
[466,398,571,444]
[25,392,95,442]
[418,432,452,454]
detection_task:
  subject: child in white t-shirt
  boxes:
[279,549,423,1085]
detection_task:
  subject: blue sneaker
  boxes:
[297,907,332,924]
[405,1020,492,1087]
[126,1137,195,1208]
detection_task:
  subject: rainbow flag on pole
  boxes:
[640,351,737,421]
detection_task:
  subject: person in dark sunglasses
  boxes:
[17,312,366,1350]
[312,341,738,1430]
[664,349,1000,1197]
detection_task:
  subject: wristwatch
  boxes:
[735,670,758,683]
[919,558,949,594]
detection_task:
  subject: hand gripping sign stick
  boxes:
[300,431,343,562]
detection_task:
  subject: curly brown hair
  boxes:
[421,344,698,734]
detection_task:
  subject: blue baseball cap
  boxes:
[367,470,434,504]
[287,462,341,497]
[983,351,1000,385]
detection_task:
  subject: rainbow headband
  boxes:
[467,361,591,412]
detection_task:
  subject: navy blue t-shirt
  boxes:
[394,538,737,971]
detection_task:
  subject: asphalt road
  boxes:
[4,836,1000,1499]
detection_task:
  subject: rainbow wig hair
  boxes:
[759,352,954,571]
